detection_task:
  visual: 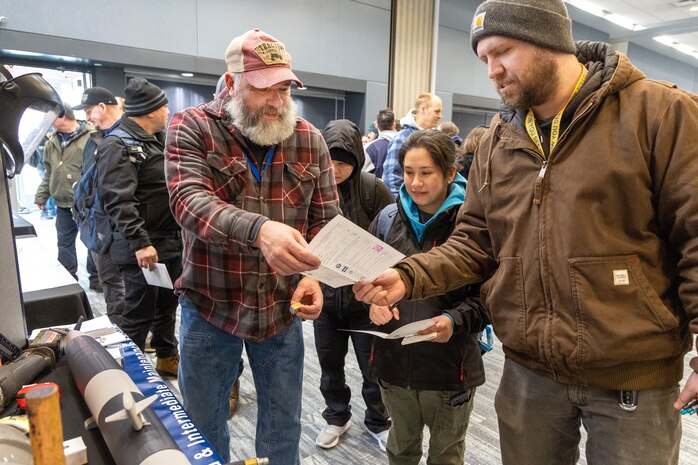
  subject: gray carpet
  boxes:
[24,210,698,464]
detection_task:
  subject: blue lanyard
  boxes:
[243,146,276,183]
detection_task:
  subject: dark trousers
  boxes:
[86,252,98,285]
[118,255,181,357]
[55,206,78,279]
[91,250,125,326]
[313,308,390,434]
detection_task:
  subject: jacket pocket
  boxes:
[207,152,248,205]
[480,256,529,354]
[568,255,680,366]
[283,161,319,207]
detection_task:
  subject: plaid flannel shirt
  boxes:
[165,90,340,340]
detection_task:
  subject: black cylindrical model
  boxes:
[65,332,190,465]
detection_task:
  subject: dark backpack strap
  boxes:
[105,127,140,146]
[375,203,398,241]
[358,171,372,218]
[103,127,147,168]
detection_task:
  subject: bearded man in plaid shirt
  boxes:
[165,29,340,464]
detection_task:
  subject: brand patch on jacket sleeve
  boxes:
[613,269,630,286]
[472,12,486,33]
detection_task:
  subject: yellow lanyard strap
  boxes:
[525,64,588,158]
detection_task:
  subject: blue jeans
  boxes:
[178,297,304,464]
[55,206,78,279]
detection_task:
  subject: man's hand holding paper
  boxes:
[302,216,405,287]
[255,220,321,276]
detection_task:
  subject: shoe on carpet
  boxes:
[228,379,241,418]
[89,282,103,293]
[369,428,389,452]
[315,420,351,449]
[155,354,179,377]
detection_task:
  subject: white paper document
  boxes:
[142,263,174,289]
[341,319,437,345]
[302,215,405,288]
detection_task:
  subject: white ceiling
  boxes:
[565,0,698,66]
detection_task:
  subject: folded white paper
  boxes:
[340,319,437,345]
[142,263,174,289]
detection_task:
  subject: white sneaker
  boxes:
[315,421,351,449]
[369,428,389,452]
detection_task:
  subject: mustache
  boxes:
[495,77,513,88]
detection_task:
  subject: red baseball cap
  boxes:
[225,29,303,89]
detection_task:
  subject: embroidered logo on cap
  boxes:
[81,93,88,103]
[254,42,288,66]
[472,11,486,33]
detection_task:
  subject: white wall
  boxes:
[0,0,391,84]
[2,0,697,111]
[434,0,698,112]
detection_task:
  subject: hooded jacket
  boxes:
[321,119,393,317]
[370,174,488,391]
[35,122,92,207]
[97,115,181,265]
[395,41,698,390]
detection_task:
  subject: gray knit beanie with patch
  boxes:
[470,0,576,55]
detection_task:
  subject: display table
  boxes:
[11,211,37,238]
[15,236,93,332]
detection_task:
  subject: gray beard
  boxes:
[224,92,297,146]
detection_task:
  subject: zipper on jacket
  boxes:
[533,161,548,205]
[532,98,596,208]
[528,99,598,375]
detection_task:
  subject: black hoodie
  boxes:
[320,119,394,316]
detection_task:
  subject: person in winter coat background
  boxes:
[313,118,394,451]
[368,129,488,465]
[34,103,92,279]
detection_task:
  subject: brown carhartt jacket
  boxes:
[395,41,698,390]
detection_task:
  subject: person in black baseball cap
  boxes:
[76,87,122,133]
[76,84,127,326]
[73,86,118,110]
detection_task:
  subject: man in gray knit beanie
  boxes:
[471,0,581,119]
[470,0,575,54]
[354,1,698,465]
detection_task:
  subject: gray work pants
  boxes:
[496,358,681,465]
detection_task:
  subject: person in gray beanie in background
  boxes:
[353,1,698,464]
[97,77,182,377]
